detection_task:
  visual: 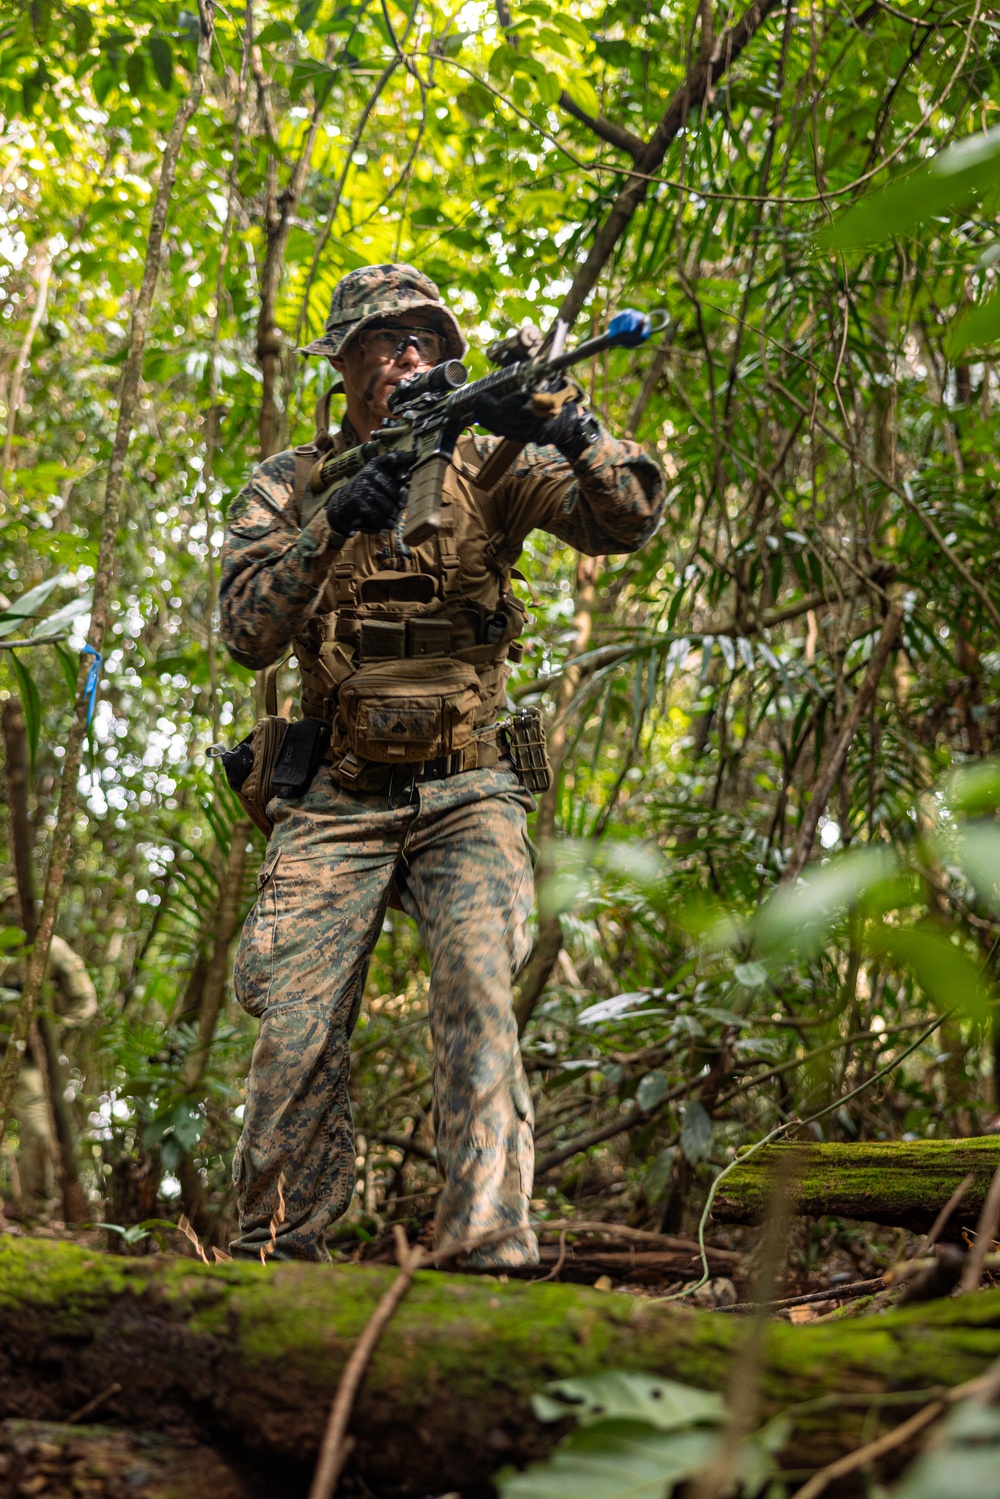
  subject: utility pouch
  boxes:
[338,658,481,764]
[221,715,289,838]
[272,718,331,799]
[501,706,552,793]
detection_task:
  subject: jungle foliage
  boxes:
[1,0,1000,1384]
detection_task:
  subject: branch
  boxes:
[558,0,784,326]
[556,91,644,159]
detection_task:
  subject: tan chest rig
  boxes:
[288,424,530,794]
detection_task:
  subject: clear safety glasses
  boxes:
[359,324,446,363]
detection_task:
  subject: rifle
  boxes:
[303,307,669,545]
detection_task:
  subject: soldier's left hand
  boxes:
[472,391,599,460]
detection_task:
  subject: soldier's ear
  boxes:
[328,355,345,374]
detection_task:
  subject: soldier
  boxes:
[220,263,664,1266]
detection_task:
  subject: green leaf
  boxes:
[550,15,592,45]
[946,288,1000,358]
[955,825,1000,914]
[818,125,1000,250]
[125,50,146,96]
[680,1099,713,1165]
[54,643,80,702]
[255,20,295,45]
[70,7,93,53]
[536,69,561,106]
[533,1372,724,1431]
[0,571,69,638]
[0,926,27,953]
[734,961,767,988]
[894,1401,1000,1499]
[148,36,173,91]
[644,1148,676,1203]
[868,923,991,1023]
[755,847,899,958]
[9,652,41,778]
[945,762,1000,816]
[497,1419,719,1499]
[636,1071,670,1111]
[32,590,92,639]
[563,75,601,119]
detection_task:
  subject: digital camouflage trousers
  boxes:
[229,764,538,1268]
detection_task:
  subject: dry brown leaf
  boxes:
[260,1170,287,1265]
[212,1245,233,1264]
[177,1214,210,1265]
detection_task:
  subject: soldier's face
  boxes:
[330,311,443,421]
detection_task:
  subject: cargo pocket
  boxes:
[233,850,281,1019]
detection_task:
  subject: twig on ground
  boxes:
[789,1354,1000,1499]
[959,1162,1000,1292]
[714,1277,885,1314]
[308,1224,524,1498]
[533,1230,568,1283]
[66,1382,122,1424]
[534,1219,740,1260]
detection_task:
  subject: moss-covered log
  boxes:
[712,1136,1000,1232]
[4,1240,1000,1496]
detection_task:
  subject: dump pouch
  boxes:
[337,658,481,764]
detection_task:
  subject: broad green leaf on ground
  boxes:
[893,1402,1000,1499]
[532,1372,723,1431]
[496,1420,719,1499]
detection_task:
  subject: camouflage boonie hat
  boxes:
[298,263,466,360]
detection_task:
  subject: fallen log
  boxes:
[4,1239,1000,1494]
[712,1136,1000,1233]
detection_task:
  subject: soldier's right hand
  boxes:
[325,450,415,536]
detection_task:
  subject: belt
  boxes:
[415,750,472,781]
[327,726,507,795]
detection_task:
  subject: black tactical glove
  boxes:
[471,392,599,461]
[325,450,415,536]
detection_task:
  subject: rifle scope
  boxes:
[387,359,468,412]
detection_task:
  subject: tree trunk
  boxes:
[0,1,217,1145]
[1,697,88,1222]
[4,1239,1000,1495]
[712,1136,1000,1233]
[181,821,253,1093]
